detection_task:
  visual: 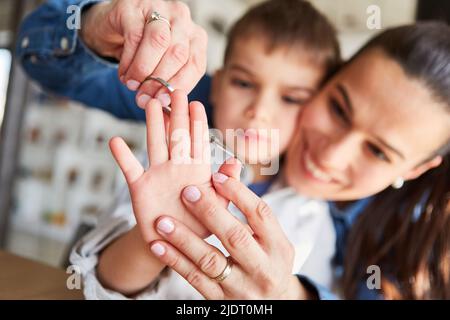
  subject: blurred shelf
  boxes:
[11,215,76,243]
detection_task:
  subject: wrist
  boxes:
[97,225,165,296]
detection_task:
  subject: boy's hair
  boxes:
[224,0,341,79]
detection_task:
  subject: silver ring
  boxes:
[147,11,171,30]
[142,76,175,93]
[212,257,233,283]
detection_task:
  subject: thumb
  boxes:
[218,157,242,181]
[109,137,144,185]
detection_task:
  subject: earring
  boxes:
[392,177,405,189]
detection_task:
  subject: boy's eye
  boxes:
[329,97,350,125]
[367,143,390,162]
[231,78,253,89]
[282,95,307,106]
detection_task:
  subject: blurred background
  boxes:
[0,0,448,269]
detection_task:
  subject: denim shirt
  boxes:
[17,0,378,300]
[16,0,213,123]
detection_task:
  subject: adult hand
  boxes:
[148,174,313,300]
[80,0,207,105]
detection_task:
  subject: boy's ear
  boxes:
[211,69,224,105]
[403,156,442,181]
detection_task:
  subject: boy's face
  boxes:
[211,35,325,166]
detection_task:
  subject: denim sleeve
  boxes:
[16,0,145,121]
[297,275,339,300]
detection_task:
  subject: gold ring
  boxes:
[212,257,233,283]
[147,11,171,30]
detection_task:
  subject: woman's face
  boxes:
[286,49,450,201]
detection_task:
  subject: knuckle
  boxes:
[175,236,191,253]
[169,43,189,66]
[226,225,251,250]
[197,27,208,42]
[198,251,221,275]
[261,277,277,294]
[191,48,207,75]
[190,26,208,72]
[149,28,171,50]
[203,203,218,219]
[166,253,181,269]
[194,26,208,50]
[134,62,150,78]
[287,242,295,257]
[173,1,191,19]
[185,269,203,288]
[256,200,272,220]
[125,31,143,47]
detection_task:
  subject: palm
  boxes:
[130,160,215,242]
[110,91,234,244]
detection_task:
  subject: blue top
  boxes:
[16,0,387,300]
[248,181,275,198]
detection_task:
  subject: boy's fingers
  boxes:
[109,137,144,184]
[189,101,210,162]
[169,90,191,162]
[146,99,169,166]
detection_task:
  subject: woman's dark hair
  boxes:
[342,22,450,299]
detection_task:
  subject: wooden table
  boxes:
[0,250,84,299]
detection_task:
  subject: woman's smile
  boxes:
[303,152,333,183]
[299,137,345,187]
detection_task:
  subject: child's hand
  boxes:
[110,90,211,241]
[109,90,234,243]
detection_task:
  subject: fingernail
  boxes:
[182,186,201,202]
[127,80,140,91]
[157,218,175,234]
[120,75,125,83]
[137,94,151,108]
[156,93,171,107]
[150,243,166,256]
[213,172,229,184]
